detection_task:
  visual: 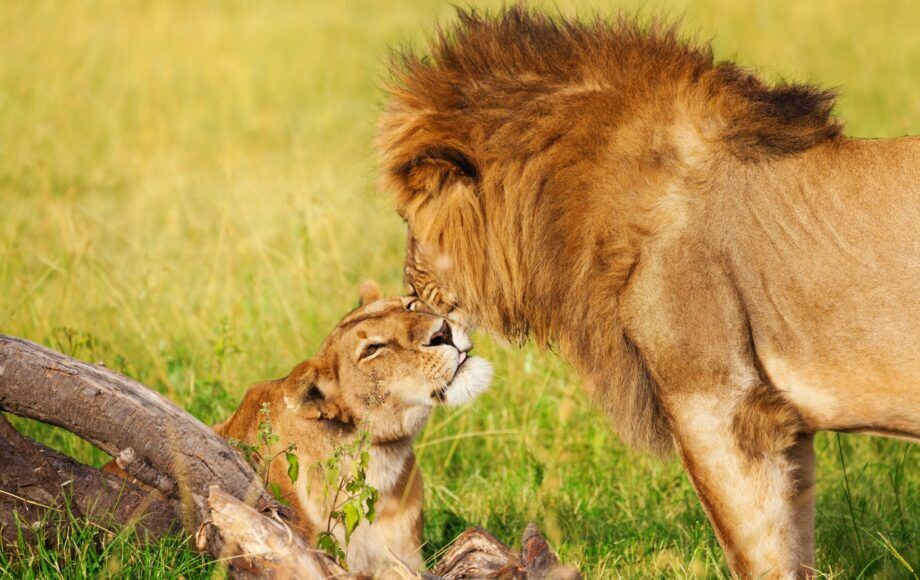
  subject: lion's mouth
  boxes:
[431,352,470,402]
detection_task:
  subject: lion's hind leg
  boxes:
[667,387,816,578]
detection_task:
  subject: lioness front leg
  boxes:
[666,390,816,578]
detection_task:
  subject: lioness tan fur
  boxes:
[216,288,492,572]
[376,7,919,578]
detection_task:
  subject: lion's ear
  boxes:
[289,360,353,424]
[398,146,478,198]
[359,280,381,306]
[298,381,327,420]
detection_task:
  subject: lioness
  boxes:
[218,285,492,572]
[376,7,919,578]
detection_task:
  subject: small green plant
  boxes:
[312,430,379,569]
[227,402,299,505]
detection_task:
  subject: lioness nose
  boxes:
[426,320,454,348]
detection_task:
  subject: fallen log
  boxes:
[0,333,292,572]
[0,334,274,527]
[200,486,348,579]
[0,413,180,545]
[0,334,581,578]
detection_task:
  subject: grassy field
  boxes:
[1,0,917,577]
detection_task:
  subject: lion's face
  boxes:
[393,163,496,335]
[294,293,492,444]
[379,113,525,339]
[403,232,461,319]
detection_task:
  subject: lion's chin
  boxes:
[440,356,493,406]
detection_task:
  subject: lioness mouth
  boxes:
[432,351,470,402]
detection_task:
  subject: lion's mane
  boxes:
[376,6,842,453]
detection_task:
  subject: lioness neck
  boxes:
[368,438,415,494]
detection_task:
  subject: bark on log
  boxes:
[0,413,180,545]
[201,486,350,579]
[432,527,522,578]
[432,524,582,580]
[0,334,275,529]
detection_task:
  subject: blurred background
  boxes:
[1,0,917,577]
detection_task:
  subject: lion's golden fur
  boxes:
[377,6,919,576]
[215,290,491,572]
[378,6,844,453]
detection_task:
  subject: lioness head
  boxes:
[214,284,492,571]
[285,283,492,443]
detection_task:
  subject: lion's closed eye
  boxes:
[359,343,386,360]
[406,299,436,314]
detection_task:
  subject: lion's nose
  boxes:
[426,320,454,348]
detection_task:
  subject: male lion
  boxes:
[376,7,919,578]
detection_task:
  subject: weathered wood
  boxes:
[520,523,582,579]
[432,527,523,578]
[0,334,274,529]
[201,486,350,580]
[432,524,582,580]
[0,413,180,545]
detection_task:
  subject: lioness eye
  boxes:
[407,300,418,312]
[360,343,384,359]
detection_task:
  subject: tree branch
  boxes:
[0,334,274,529]
[0,413,180,545]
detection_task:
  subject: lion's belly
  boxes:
[760,351,920,440]
[746,244,920,438]
[730,138,920,440]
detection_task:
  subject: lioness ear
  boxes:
[288,360,325,419]
[398,146,479,197]
[359,280,381,306]
[289,360,353,424]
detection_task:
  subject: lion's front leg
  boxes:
[665,390,816,579]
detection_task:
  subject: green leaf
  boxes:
[325,465,339,488]
[316,532,338,555]
[317,532,346,567]
[285,452,299,483]
[365,488,378,523]
[267,482,289,506]
[342,502,360,541]
[309,430,380,563]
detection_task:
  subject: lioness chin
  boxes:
[376,6,919,578]
[215,285,492,573]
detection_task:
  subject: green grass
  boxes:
[0,507,212,580]
[1,0,917,577]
